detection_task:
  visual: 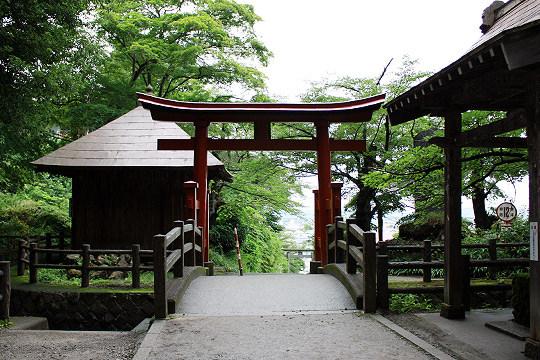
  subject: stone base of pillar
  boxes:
[310,261,322,274]
[439,303,465,319]
[525,338,540,359]
[204,261,215,276]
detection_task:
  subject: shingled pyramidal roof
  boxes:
[32,106,227,176]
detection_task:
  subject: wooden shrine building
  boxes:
[32,106,229,250]
[385,0,540,356]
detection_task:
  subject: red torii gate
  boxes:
[137,92,385,268]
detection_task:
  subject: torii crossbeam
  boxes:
[138,92,385,267]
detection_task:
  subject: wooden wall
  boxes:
[71,169,190,250]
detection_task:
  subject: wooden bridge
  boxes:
[153,214,377,319]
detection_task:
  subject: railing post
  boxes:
[59,231,65,250]
[173,220,184,278]
[17,239,26,276]
[196,226,203,266]
[185,219,196,266]
[326,223,334,265]
[153,234,167,319]
[377,254,389,310]
[335,216,345,263]
[363,231,377,313]
[461,254,471,311]
[81,244,90,288]
[0,261,10,320]
[345,218,357,274]
[29,243,38,284]
[423,240,432,283]
[488,238,497,279]
[45,233,52,264]
[312,189,321,265]
[132,244,141,289]
[378,241,387,256]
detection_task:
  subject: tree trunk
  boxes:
[472,185,490,229]
[355,185,375,231]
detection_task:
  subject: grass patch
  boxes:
[0,318,13,330]
[387,278,513,313]
[389,294,436,313]
[388,278,512,288]
[11,266,154,293]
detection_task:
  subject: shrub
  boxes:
[398,212,444,241]
[511,273,530,327]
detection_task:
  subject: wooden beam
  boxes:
[460,111,528,145]
[465,137,527,148]
[157,138,367,152]
[502,31,540,70]
[429,136,527,148]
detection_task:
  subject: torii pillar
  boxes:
[194,121,210,263]
[316,122,332,267]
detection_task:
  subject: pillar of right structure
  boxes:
[440,111,465,319]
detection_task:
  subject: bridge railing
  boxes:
[327,217,377,313]
[153,219,202,319]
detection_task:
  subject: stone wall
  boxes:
[10,288,154,331]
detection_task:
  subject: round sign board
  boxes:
[496,202,517,222]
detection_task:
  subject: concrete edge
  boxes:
[8,316,49,330]
[167,266,207,314]
[131,318,152,333]
[485,320,530,341]
[371,313,454,360]
[323,263,363,309]
[132,319,166,360]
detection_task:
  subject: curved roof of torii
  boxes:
[32,106,228,178]
[137,92,386,123]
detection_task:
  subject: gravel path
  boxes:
[0,330,143,360]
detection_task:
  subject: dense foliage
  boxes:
[0,0,305,273]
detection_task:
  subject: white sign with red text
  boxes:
[531,222,539,262]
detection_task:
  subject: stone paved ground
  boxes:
[138,313,434,360]
[135,274,435,359]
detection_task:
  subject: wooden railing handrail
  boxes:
[281,248,314,252]
[154,219,198,319]
[19,240,150,289]
[376,250,530,310]
[347,223,365,242]
[325,217,376,313]
[327,224,336,235]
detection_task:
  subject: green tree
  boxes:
[271,57,430,232]
[0,0,92,191]
[366,110,527,229]
[95,0,271,100]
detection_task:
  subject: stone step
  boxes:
[9,316,48,330]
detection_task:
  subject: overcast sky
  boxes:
[242,0,490,101]
[238,1,529,235]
